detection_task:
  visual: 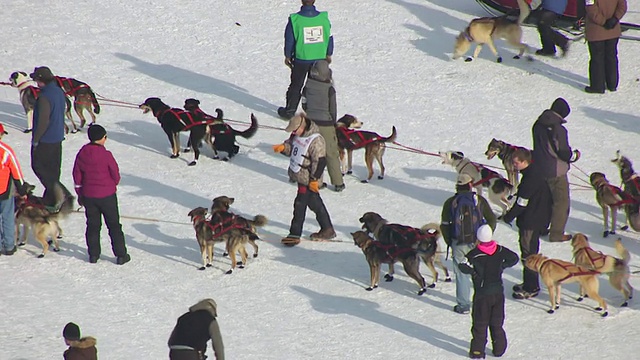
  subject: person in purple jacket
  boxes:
[73,124,130,265]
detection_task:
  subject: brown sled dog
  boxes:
[14,184,75,258]
[571,233,633,306]
[352,230,429,295]
[54,75,101,128]
[611,151,640,231]
[484,138,529,189]
[589,172,637,237]
[452,0,533,62]
[524,254,609,317]
[335,114,397,183]
[419,223,451,283]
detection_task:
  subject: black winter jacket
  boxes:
[502,163,552,231]
[532,109,574,179]
[459,244,519,296]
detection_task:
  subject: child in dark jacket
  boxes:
[459,225,519,359]
[63,322,98,360]
[72,125,130,265]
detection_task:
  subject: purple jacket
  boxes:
[73,143,120,199]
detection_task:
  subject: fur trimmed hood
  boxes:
[68,336,97,349]
[189,298,217,317]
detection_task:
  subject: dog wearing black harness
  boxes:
[140,97,208,166]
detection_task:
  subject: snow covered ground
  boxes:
[1,0,640,358]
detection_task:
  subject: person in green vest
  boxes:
[278,0,333,120]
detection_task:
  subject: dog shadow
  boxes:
[292,285,469,355]
[129,223,204,268]
[0,99,26,129]
[582,106,640,135]
[386,0,473,61]
[109,119,172,157]
[114,53,275,115]
[274,245,455,306]
[402,167,458,182]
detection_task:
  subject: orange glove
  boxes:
[309,180,320,193]
[272,144,285,153]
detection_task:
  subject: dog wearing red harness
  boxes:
[571,233,633,307]
[525,254,608,317]
[140,97,208,166]
[335,114,397,183]
[9,71,76,133]
[611,151,640,232]
[183,99,258,161]
[589,172,637,237]
[54,75,100,128]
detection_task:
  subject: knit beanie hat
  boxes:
[88,124,107,142]
[550,97,570,118]
[476,224,493,243]
[63,322,81,341]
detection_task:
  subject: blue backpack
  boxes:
[450,192,484,245]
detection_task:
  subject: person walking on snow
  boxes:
[274,113,336,246]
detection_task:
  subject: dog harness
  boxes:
[376,224,438,259]
[154,107,209,130]
[462,27,474,42]
[623,174,640,198]
[336,127,382,150]
[599,183,638,207]
[14,195,46,218]
[472,167,502,187]
[539,259,600,282]
[54,76,89,96]
[189,108,226,130]
[572,247,606,269]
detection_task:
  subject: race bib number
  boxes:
[585,0,595,5]
[289,134,320,173]
[303,26,324,44]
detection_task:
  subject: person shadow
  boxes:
[581,106,640,135]
[0,99,27,130]
[114,53,276,116]
[291,285,469,356]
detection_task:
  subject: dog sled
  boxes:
[475,0,640,41]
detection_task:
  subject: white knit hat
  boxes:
[476,224,493,243]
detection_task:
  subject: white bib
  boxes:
[289,134,320,173]
[303,26,324,44]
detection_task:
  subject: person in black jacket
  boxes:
[531,97,580,242]
[502,148,552,299]
[168,299,224,360]
[459,225,519,359]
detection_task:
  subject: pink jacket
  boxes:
[73,143,120,198]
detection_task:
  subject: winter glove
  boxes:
[272,144,285,153]
[16,182,28,197]
[325,55,332,64]
[570,149,581,163]
[604,17,619,30]
[284,57,293,69]
[308,180,320,193]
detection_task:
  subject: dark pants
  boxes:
[289,184,332,237]
[537,9,569,54]
[284,61,314,113]
[588,38,620,92]
[518,228,540,291]
[547,175,570,242]
[30,142,62,206]
[84,194,127,257]
[470,293,507,357]
[169,349,204,360]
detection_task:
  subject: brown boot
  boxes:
[281,236,301,247]
[310,228,336,241]
[549,234,572,242]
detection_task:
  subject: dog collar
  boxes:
[462,28,473,42]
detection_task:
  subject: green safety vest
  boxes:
[290,12,331,61]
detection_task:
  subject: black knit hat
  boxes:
[63,322,81,341]
[88,124,107,142]
[550,97,570,118]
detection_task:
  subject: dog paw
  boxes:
[595,307,603,311]
[427,283,436,289]
[17,242,25,247]
[377,176,384,180]
[183,148,191,153]
[212,155,220,160]
[53,248,60,252]
[547,309,555,314]
[188,161,197,166]
[253,254,258,258]
[444,277,452,282]
[417,288,427,296]
[239,264,245,269]
[601,311,609,317]
[577,296,584,302]
[206,263,212,267]
[57,235,63,239]
[346,170,353,175]
[621,225,629,231]
[170,154,179,159]
[384,274,394,282]
[361,180,369,184]
[222,157,229,162]
[225,269,233,274]
[610,230,616,235]
[465,57,473,62]
[513,55,521,60]
[603,231,610,238]
[223,252,229,257]
[365,287,374,291]
[497,57,503,63]
[198,266,206,271]
[37,254,45,258]
[621,301,628,307]
[526,55,534,62]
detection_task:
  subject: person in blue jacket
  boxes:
[278,0,334,119]
[535,0,570,57]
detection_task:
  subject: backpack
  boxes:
[450,192,484,245]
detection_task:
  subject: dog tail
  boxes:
[615,238,631,266]
[233,113,258,139]
[249,214,268,228]
[420,222,441,238]
[381,126,397,143]
[214,108,224,121]
[89,89,101,114]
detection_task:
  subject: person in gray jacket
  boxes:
[301,60,344,192]
[531,97,580,242]
[168,299,224,360]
